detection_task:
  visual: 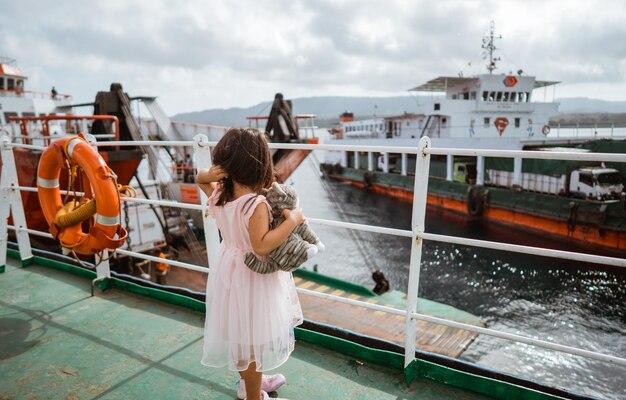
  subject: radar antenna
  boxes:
[481,21,501,75]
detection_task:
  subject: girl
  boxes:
[197,128,303,400]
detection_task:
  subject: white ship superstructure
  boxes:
[0,59,72,127]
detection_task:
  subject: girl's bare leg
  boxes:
[239,362,262,400]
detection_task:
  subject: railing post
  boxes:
[194,134,220,269]
[476,156,485,186]
[446,154,453,181]
[84,133,111,281]
[0,134,33,270]
[404,136,431,367]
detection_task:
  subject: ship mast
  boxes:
[481,21,501,75]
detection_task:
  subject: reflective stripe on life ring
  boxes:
[37,135,127,255]
[541,124,551,135]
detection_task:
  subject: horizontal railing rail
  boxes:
[2,135,625,388]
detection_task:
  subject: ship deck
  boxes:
[0,258,493,400]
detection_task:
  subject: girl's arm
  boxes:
[196,165,227,197]
[249,206,304,256]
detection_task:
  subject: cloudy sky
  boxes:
[2,0,625,115]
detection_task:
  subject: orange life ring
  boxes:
[541,124,551,135]
[37,135,127,255]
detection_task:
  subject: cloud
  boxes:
[1,0,625,114]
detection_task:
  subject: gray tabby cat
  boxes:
[244,183,324,274]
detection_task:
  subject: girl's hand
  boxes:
[196,165,227,184]
[282,208,305,226]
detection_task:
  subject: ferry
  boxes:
[321,24,626,257]
[1,58,625,399]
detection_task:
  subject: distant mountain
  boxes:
[172,96,626,127]
[556,97,626,113]
[172,96,418,127]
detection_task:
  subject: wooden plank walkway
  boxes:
[294,276,479,358]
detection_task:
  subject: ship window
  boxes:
[0,78,4,90]
[525,92,531,102]
[489,91,495,101]
[496,92,503,101]
[452,94,457,99]
[579,173,593,187]
[463,92,469,100]
[515,118,520,127]
[406,121,410,127]
[482,91,488,101]
[7,79,14,90]
[470,91,476,100]
[4,112,18,123]
[597,172,622,185]
[434,103,440,111]
[484,117,490,127]
[503,92,509,102]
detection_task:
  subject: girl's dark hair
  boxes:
[212,127,274,206]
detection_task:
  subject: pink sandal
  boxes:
[237,374,286,399]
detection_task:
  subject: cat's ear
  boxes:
[272,182,286,196]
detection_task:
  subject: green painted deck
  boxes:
[0,258,494,400]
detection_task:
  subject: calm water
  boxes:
[289,154,626,400]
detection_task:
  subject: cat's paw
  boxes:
[307,245,319,259]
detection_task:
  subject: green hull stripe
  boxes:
[405,359,564,400]
[294,268,377,296]
[4,250,569,400]
[294,327,404,369]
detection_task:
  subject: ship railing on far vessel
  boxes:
[2,134,625,392]
[0,89,72,100]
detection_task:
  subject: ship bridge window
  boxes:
[489,91,495,101]
[503,92,509,102]
[7,78,14,90]
[470,91,476,100]
[463,92,470,100]
[509,92,516,102]
[0,78,4,90]
[434,103,440,111]
[515,118,520,127]
[496,92,503,101]
[484,117,490,127]
[482,91,488,101]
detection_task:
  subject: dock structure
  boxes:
[0,258,492,399]
[293,275,481,358]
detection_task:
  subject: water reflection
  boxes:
[289,158,626,400]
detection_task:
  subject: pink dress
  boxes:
[201,190,303,372]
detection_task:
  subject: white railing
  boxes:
[2,133,626,375]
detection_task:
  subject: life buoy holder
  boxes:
[37,135,127,255]
[467,185,485,216]
[541,124,551,135]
